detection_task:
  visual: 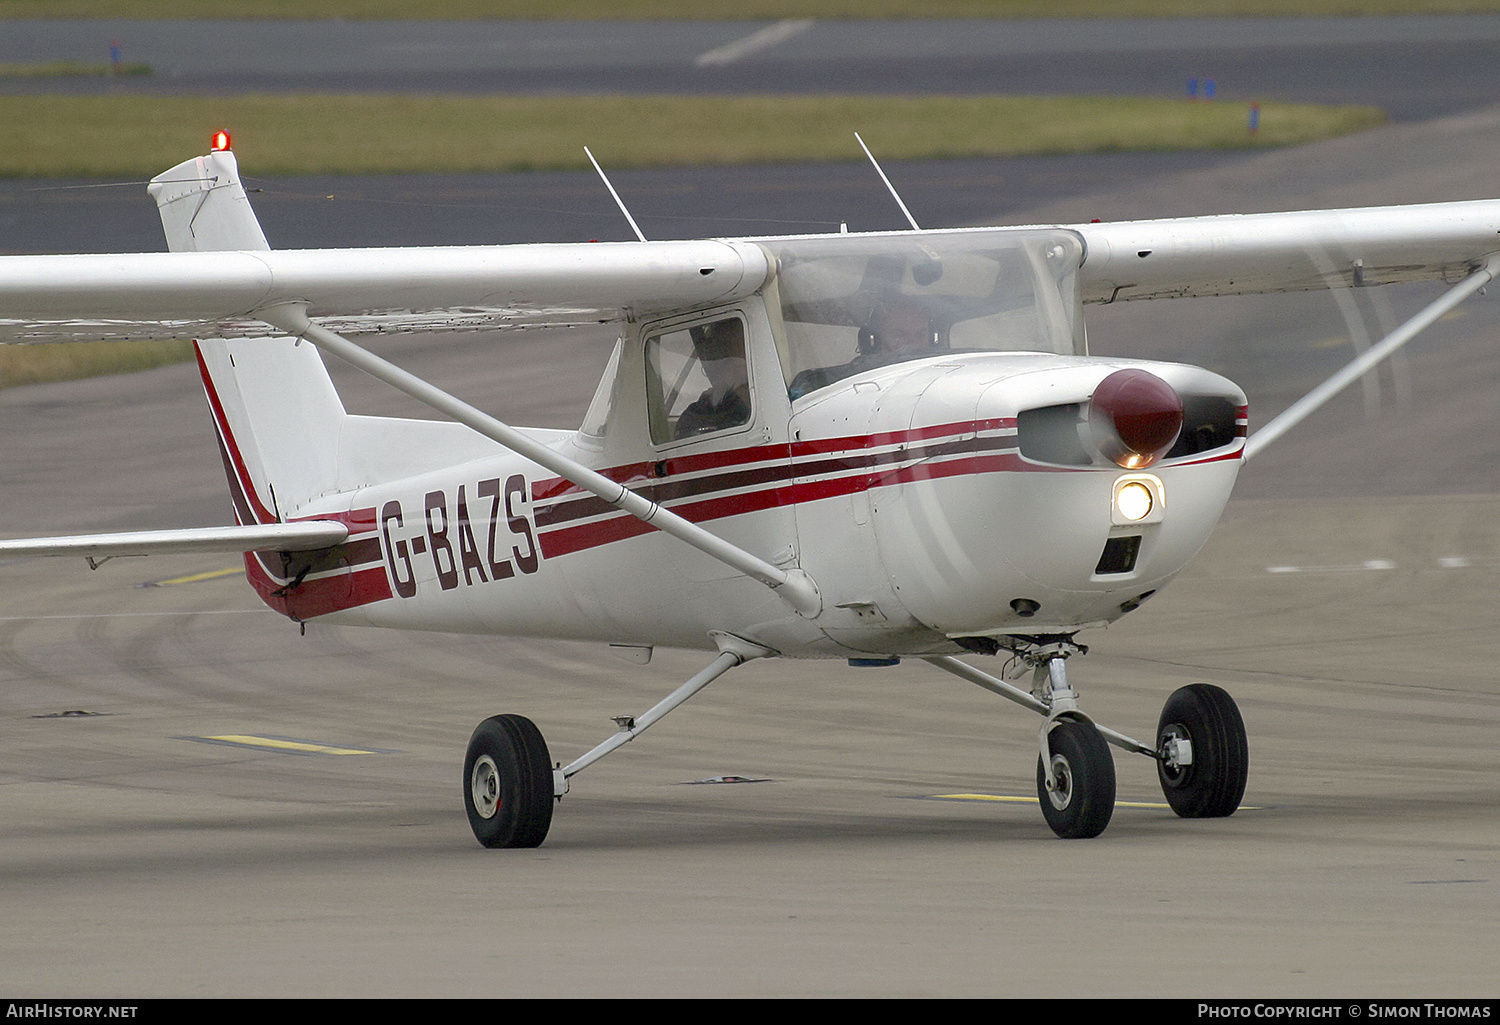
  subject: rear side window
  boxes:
[645,316,752,445]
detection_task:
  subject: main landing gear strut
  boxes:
[462,633,771,849]
[927,640,1248,839]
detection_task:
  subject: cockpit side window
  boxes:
[645,316,752,445]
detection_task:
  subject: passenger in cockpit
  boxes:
[675,319,752,437]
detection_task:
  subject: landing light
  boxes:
[1111,474,1165,526]
[1115,481,1154,521]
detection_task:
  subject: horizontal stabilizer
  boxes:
[0,521,349,560]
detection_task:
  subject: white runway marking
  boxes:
[1266,557,1490,573]
[1267,559,1397,573]
[696,19,814,67]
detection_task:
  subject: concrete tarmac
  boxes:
[2,114,1500,1000]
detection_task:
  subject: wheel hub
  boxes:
[1045,754,1074,811]
[471,754,500,820]
[1158,724,1193,786]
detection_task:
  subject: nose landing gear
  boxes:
[927,642,1249,839]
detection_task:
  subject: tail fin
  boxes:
[150,142,347,523]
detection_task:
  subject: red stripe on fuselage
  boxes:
[532,416,1244,560]
[537,448,1034,558]
[244,556,392,621]
[530,419,1018,505]
[533,421,1032,559]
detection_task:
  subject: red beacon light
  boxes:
[210,130,233,153]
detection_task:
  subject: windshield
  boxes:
[759,229,1085,399]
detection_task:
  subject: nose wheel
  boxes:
[1036,719,1117,838]
[927,649,1250,840]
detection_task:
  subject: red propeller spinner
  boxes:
[1088,368,1184,469]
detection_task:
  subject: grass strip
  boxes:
[0,340,194,389]
[0,94,1385,178]
[3,1,1499,19]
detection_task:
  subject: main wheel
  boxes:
[463,713,555,848]
[1035,720,1116,839]
[1156,684,1249,818]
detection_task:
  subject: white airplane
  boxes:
[2,134,1497,846]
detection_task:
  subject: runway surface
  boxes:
[3,26,1500,1001]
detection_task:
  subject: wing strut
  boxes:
[1244,253,1500,461]
[260,305,822,619]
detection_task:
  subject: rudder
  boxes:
[150,141,348,522]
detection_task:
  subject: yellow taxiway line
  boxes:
[202,735,377,756]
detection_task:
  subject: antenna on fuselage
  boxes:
[855,132,921,231]
[584,146,648,243]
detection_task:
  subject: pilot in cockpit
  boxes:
[858,296,938,363]
[788,295,939,399]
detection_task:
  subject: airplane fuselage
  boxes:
[269,349,1244,660]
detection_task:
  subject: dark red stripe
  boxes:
[539,450,1043,559]
[788,417,1015,458]
[244,556,392,620]
[211,427,258,529]
[531,419,1016,504]
[1170,447,1244,467]
[539,436,1248,562]
[340,536,385,569]
[532,460,656,502]
[535,425,1021,529]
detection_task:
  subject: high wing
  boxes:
[1067,200,1500,302]
[0,150,1497,341]
[0,240,772,344]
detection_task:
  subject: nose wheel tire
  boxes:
[463,713,555,849]
[1156,684,1249,818]
[1035,720,1116,839]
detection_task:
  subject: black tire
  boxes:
[1156,684,1249,818]
[463,713,554,849]
[1035,720,1116,839]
